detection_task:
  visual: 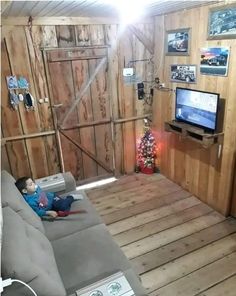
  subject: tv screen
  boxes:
[175,87,219,132]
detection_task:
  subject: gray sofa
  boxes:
[1,170,146,296]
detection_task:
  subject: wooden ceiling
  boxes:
[1,0,220,18]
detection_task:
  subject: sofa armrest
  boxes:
[62,172,76,193]
[35,172,76,194]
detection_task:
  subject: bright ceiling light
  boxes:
[102,0,149,24]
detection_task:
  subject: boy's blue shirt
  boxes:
[23,186,55,217]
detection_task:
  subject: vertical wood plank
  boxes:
[90,25,105,45]
[56,25,76,48]
[39,25,58,48]
[26,25,60,175]
[75,25,91,46]
[6,141,31,179]
[25,26,54,131]
[1,38,23,137]
[72,59,97,178]
[119,28,136,174]
[89,57,112,175]
[105,24,123,175]
[48,60,83,180]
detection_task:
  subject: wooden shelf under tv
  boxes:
[164,120,224,148]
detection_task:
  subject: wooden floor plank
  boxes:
[150,251,236,296]
[114,203,213,247]
[95,179,181,215]
[87,174,165,200]
[197,274,236,296]
[109,196,201,235]
[102,189,191,224]
[122,212,225,259]
[141,233,236,292]
[87,173,236,296]
[131,218,236,275]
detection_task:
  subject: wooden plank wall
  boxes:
[153,2,236,215]
[1,22,154,180]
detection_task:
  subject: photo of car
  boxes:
[200,47,230,76]
[170,65,197,84]
[207,55,227,66]
[166,28,190,55]
[168,32,188,52]
[208,5,236,39]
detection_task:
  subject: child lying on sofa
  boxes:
[15,176,84,219]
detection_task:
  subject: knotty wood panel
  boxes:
[119,29,136,173]
[47,47,107,62]
[48,60,83,179]
[1,39,23,137]
[56,25,76,48]
[72,59,97,178]
[75,25,91,46]
[5,141,31,178]
[153,3,236,215]
[25,26,54,131]
[2,21,154,180]
[2,26,50,178]
[105,24,123,174]
[89,57,113,175]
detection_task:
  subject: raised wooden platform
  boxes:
[86,173,236,296]
[164,120,224,148]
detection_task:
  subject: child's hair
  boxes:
[15,176,30,194]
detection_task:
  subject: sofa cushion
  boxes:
[52,223,132,295]
[1,207,66,296]
[43,190,103,241]
[1,170,44,233]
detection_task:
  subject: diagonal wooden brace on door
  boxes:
[60,130,113,174]
[60,56,107,128]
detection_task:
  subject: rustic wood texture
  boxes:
[2,21,154,180]
[1,26,56,179]
[72,59,97,178]
[86,173,236,296]
[153,3,236,215]
[48,59,83,179]
[231,160,236,217]
[56,25,76,48]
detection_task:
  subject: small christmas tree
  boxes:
[136,121,157,174]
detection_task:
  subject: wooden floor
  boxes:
[86,173,236,296]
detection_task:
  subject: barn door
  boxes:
[44,47,114,182]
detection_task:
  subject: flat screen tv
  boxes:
[175,87,220,132]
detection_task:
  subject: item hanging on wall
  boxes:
[17,76,29,89]
[6,75,18,89]
[24,92,35,111]
[18,93,24,102]
[9,90,20,110]
[136,119,157,174]
[200,47,230,76]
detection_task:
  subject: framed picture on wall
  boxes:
[165,28,190,55]
[208,4,236,39]
[170,64,197,83]
[200,47,230,76]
